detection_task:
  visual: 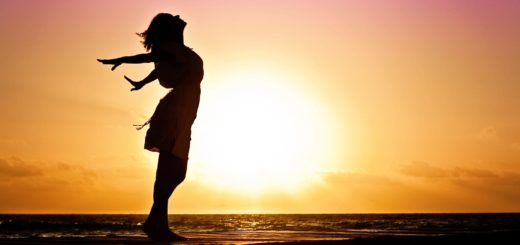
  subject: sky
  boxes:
[0,0,520,213]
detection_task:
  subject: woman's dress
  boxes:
[144,44,204,159]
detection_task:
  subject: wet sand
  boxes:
[0,231,518,245]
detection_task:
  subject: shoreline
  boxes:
[0,231,519,245]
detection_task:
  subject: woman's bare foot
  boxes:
[162,230,187,241]
[166,229,188,241]
[142,221,162,241]
[142,221,186,241]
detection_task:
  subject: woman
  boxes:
[98,13,203,241]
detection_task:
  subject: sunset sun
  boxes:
[192,69,330,194]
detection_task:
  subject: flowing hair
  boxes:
[137,13,186,51]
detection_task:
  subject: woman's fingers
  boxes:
[111,63,120,71]
[98,59,121,71]
[125,76,142,91]
[97,58,112,64]
[130,85,142,91]
[124,75,134,83]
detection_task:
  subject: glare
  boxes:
[191,69,330,194]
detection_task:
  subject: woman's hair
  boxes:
[137,13,186,51]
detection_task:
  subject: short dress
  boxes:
[144,43,204,160]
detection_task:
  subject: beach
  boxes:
[1,214,519,244]
[0,231,519,244]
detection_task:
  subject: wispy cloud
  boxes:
[0,139,27,147]
[0,157,42,177]
[477,126,499,142]
[399,161,448,179]
[452,167,498,178]
[399,161,520,187]
[0,156,99,182]
[320,171,396,186]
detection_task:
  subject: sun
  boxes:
[190,69,330,194]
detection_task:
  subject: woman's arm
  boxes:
[124,69,157,91]
[97,53,157,71]
[118,53,156,63]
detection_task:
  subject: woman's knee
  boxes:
[159,153,187,185]
[172,160,187,185]
[173,171,186,185]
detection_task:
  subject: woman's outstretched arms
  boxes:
[97,53,157,71]
[125,69,158,91]
[98,53,159,91]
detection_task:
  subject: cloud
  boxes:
[452,167,498,178]
[399,161,520,187]
[495,172,520,186]
[399,161,448,178]
[477,126,498,141]
[0,156,152,213]
[0,156,99,182]
[53,162,98,184]
[320,171,396,185]
[0,157,42,177]
[0,139,27,147]
[1,156,519,213]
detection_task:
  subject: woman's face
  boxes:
[173,15,187,29]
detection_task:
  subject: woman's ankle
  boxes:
[144,218,168,229]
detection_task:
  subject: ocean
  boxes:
[1,214,519,243]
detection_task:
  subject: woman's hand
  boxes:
[124,76,145,91]
[97,58,122,71]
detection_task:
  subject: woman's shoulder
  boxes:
[165,42,188,50]
[153,43,192,63]
[153,42,185,55]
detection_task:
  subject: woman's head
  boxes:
[138,13,186,51]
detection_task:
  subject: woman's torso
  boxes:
[154,43,204,90]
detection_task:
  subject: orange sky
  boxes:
[1,0,520,213]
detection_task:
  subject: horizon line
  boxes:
[1,212,519,215]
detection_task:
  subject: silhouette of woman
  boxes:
[98,13,203,241]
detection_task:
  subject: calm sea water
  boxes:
[1,214,519,241]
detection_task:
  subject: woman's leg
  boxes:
[144,151,187,238]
